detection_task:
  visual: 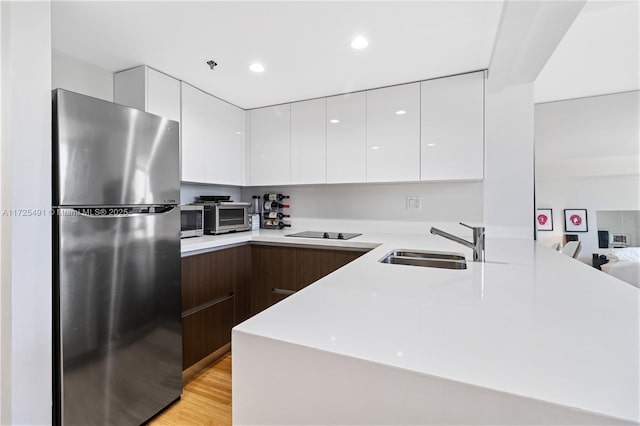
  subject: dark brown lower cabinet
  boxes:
[250,244,367,315]
[181,245,250,370]
[181,243,368,369]
[182,297,235,369]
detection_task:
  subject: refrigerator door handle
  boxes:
[64,205,177,218]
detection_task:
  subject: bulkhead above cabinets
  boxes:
[115,66,181,123]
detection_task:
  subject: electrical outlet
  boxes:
[406,196,422,210]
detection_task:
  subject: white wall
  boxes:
[241,181,483,233]
[483,83,535,239]
[0,1,52,424]
[535,91,640,262]
[535,91,639,177]
[180,183,243,205]
[536,176,640,261]
[52,48,113,101]
[534,1,639,103]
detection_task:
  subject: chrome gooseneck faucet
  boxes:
[430,222,485,262]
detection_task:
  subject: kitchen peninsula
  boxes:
[182,229,640,425]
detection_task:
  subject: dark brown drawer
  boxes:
[182,297,234,370]
[181,245,250,312]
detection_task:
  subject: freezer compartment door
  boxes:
[55,206,182,426]
[53,89,179,206]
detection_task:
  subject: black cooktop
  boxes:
[285,231,362,240]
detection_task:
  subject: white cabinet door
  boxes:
[421,71,484,181]
[180,82,210,183]
[181,83,245,185]
[207,98,244,186]
[366,83,420,182]
[291,98,326,184]
[249,105,291,186]
[147,68,181,123]
[326,92,366,183]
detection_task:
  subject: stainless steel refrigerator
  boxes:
[52,89,182,425]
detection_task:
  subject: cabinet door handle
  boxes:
[272,288,295,296]
[181,293,234,318]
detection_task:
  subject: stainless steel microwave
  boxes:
[180,205,204,238]
[201,202,250,235]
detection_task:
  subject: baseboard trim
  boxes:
[183,343,231,383]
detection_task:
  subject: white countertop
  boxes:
[180,228,382,255]
[183,229,640,423]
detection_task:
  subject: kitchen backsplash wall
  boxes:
[242,181,483,228]
[52,50,114,102]
[180,183,243,205]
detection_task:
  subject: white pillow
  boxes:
[608,247,640,262]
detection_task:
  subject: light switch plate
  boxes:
[406,196,422,210]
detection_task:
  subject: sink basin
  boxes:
[379,249,467,270]
[389,250,465,261]
[380,256,467,269]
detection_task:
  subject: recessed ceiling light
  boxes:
[371,146,380,150]
[330,119,340,124]
[249,63,265,73]
[395,110,406,115]
[350,36,369,50]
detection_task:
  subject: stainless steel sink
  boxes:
[379,249,467,270]
[388,250,466,261]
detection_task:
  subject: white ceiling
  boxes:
[52,1,504,109]
[534,0,639,103]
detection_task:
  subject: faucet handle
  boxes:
[460,223,485,239]
[459,222,483,230]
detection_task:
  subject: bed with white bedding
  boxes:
[600,247,640,288]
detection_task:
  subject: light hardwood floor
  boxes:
[150,353,232,425]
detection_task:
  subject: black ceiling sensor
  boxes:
[206,60,218,70]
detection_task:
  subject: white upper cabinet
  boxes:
[114,66,180,123]
[366,83,420,182]
[291,98,326,184]
[180,82,210,183]
[207,96,244,186]
[116,65,485,187]
[249,105,291,186]
[181,82,245,186]
[326,92,366,183]
[421,71,484,181]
